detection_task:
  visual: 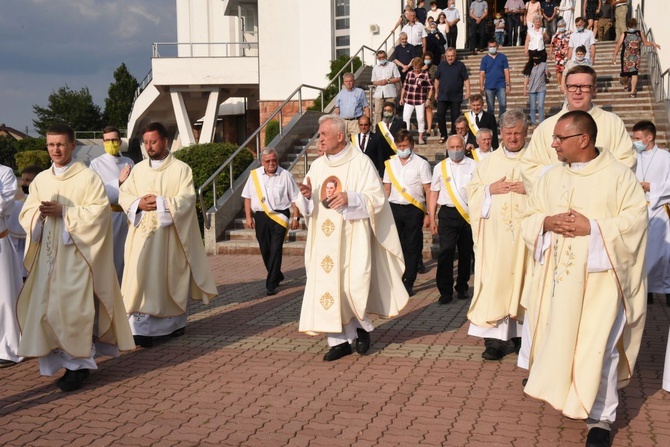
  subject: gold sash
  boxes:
[464,112,479,137]
[384,158,426,213]
[250,169,288,229]
[377,122,397,153]
[471,149,481,162]
[441,160,470,224]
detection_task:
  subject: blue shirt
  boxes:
[335,88,368,119]
[480,53,509,90]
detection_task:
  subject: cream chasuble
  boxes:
[466,148,529,328]
[17,163,135,358]
[520,149,647,420]
[297,146,408,334]
[119,154,217,317]
[520,105,635,191]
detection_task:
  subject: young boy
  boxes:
[494,12,506,46]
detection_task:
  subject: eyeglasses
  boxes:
[565,84,594,93]
[552,133,584,143]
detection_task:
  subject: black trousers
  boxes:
[507,13,521,46]
[390,203,425,287]
[437,100,462,137]
[436,205,472,297]
[447,28,458,49]
[254,210,289,290]
[469,19,488,51]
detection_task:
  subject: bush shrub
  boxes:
[174,142,255,232]
[15,150,51,172]
[264,119,280,147]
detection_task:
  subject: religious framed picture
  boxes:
[320,175,341,209]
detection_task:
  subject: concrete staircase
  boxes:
[213,40,668,257]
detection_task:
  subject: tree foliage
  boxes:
[15,150,51,173]
[0,136,47,170]
[104,63,139,129]
[309,55,363,111]
[32,86,103,136]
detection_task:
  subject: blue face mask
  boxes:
[628,28,637,33]
[379,59,387,65]
[397,148,412,159]
[633,140,647,153]
[488,47,498,55]
[424,59,432,65]
[577,27,584,32]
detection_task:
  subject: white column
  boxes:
[170,89,196,147]
[199,89,221,144]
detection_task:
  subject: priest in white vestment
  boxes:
[89,126,134,282]
[520,111,647,447]
[0,163,24,368]
[295,114,409,362]
[120,122,218,348]
[18,124,135,392]
[466,110,529,361]
[520,65,635,192]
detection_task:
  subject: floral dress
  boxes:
[551,31,571,74]
[621,30,642,77]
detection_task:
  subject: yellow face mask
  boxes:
[104,140,121,156]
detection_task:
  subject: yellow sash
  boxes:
[440,160,470,224]
[471,149,481,163]
[464,112,479,137]
[377,122,397,153]
[384,158,426,213]
[250,169,288,229]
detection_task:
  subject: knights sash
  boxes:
[384,158,426,213]
[471,149,481,162]
[464,112,479,137]
[377,121,397,153]
[250,169,288,229]
[350,134,361,151]
[440,160,470,224]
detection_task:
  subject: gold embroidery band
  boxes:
[250,169,288,229]
[384,159,426,213]
[441,160,470,224]
[110,204,124,212]
[377,122,397,153]
[464,113,479,137]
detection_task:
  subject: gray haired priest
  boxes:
[295,114,409,361]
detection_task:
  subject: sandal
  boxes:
[629,92,637,98]
[438,137,446,144]
[624,86,630,92]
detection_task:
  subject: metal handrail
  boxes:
[197,21,402,229]
[636,6,669,119]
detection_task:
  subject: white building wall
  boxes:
[177,0,240,57]
[349,1,403,54]
[633,0,670,74]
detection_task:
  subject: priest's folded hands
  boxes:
[543,208,591,237]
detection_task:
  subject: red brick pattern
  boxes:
[1,254,668,446]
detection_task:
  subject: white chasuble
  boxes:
[520,149,648,420]
[18,163,135,358]
[297,145,408,334]
[119,154,217,317]
[466,148,529,332]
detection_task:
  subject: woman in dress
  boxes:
[582,0,601,32]
[558,0,576,32]
[549,19,571,92]
[612,18,661,98]
[400,57,433,144]
[437,12,449,47]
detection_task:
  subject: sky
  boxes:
[0,0,177,136]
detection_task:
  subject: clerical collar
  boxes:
[149,152,170,169]
[53,159,75,176]
[502,147,521,158]
[328,144,351,161]
[569,149,599,170]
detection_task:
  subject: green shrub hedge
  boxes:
[264,119,280,147]
[174,142,255,232]
[15,150,51,172]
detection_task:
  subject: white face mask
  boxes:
[379,59,388,65]
[397,148,412,159]
[633,140,647,153]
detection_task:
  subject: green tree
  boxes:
[32,85,103,136]
[309,55,363,111]
[104,63,139,129]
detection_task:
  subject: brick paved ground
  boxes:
[1,254,669,447]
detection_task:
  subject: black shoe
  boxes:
[482,346,504,361]
[133,335,154,348]
[404,283,415,297]
[511,337,522,354]
[323,342,353,361]
[58,369,90,392]
[647,292,654,304]
[356,328,371,355]
[266,288,277,296]
[438,295,453,305]
[457,290,469,300]
[666,294,670,307]
[521,378,528,386]
[585,427,611,447]
[0,359,16,368]
[417,260,426,274]
[171,327,185,337]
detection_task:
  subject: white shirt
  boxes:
[383,153,432,206]
[445,7,460,24]
[242,166,300,212]
[371,63,401,99]
[402,22,427,46]
[568,29,596,61]
[430,157,476,206]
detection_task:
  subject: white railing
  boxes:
[152,42,258,58]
